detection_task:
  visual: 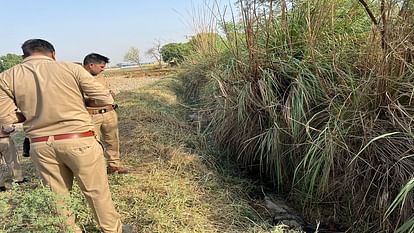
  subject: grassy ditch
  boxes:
[178,0,414,232]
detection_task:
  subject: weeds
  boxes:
[1,183,76,232]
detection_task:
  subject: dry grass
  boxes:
[0,74,303,232]
[104,67,177,80]
[112,76,267,232]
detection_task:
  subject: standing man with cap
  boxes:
[83,53,128,174]
[0,39,131,233]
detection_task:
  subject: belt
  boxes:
[87,105,114,115]
[31,131,95,143]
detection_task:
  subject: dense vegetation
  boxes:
[179,0,414,232]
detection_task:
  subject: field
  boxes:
[104,67,177,79]
[0,72,302,233]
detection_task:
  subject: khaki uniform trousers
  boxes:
[0,137,23,186]
[91,110,120,167]
[30,136,122,233]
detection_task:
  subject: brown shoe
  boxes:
[107,166,129,174]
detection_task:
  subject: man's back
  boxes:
[1,55,113,137]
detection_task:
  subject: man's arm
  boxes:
[104,75,117,97]
[74,65,114,107]
[110,90,116,97]
[0,75,24,124]
[85,98,111,107]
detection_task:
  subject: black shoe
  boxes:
[0,186,6,192]
[15,177,30,184]
[22,152,30,157]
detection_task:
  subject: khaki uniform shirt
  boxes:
[0,55,114,138]
[86,74,112,111]
[95,73,110,89]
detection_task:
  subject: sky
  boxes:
[0,1,231,65]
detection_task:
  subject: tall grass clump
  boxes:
[180,0,414,232]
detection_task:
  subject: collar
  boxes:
[23,55,54,63]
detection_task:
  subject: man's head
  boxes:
[83,53,109,76]
[21,39,55,59]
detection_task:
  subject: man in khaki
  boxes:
[83,53,128,174]
[0,39,131,233]
[0,124,27,192]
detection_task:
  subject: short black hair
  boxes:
[83,53,110,65]
[21,39,55,58]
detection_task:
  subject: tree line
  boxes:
[1,39,196,71]
[0,54,22,72]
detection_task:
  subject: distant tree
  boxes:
[124,47,140,65]
[160,42,191,65]
[0,53,22,72]
[145,40,162,68]
[188,32,223,50]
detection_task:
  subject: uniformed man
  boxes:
[0,124,28,192]
[0,39,131,233]
[83,53,128,174]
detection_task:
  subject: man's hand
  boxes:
[16,112,26,123]
[110,90,116,97]
[1,124,15,134]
